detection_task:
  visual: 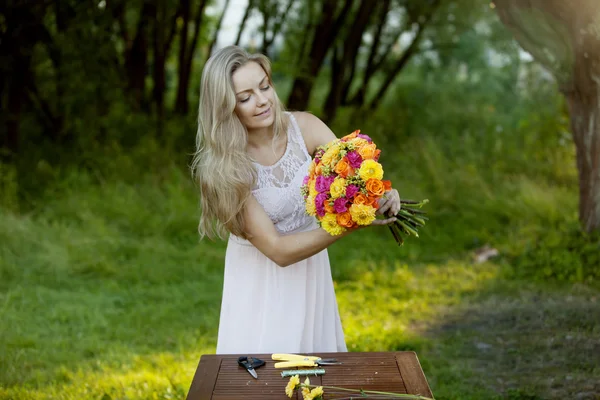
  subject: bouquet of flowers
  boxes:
[300,130,428,245]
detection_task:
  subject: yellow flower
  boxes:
[329,177,347,199]
[302,377,311,398]
[308,160,316,176]
[305,195,316,216]
[321,143,341,167]
[309,386,324,400]
[309,179,318,198]
[285,375,300,398]
[349,203,376,226]
[350,137,369,148]
[321,213,346,236]
[358,159,384,181]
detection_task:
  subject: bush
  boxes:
[507,220,600,284]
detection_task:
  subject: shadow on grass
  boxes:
[402,281,600,400]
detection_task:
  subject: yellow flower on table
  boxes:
[358,159,384,181]
[285,375,300,398]
[349,203,376,226]
[304,386,324,400]
[321,213,346,236]
[302,377,311,398]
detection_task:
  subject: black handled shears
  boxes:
[238,356,265,379]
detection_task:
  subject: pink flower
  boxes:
[346,184,359,198]
[346,151,363,169]
[314,148,325,162]
[315,193,328,217]
[315,175,335,193]
[333,197,348,213]
[302,176,310,186]
[357,133,372,142]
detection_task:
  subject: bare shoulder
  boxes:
[290,111,337,156]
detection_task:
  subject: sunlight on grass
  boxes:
[337,259,499,352]
[0,349,211,400]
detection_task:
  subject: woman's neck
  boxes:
[246,125,275,149]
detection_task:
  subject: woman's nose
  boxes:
[256,90,268,105]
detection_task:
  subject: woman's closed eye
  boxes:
[239,86,270,103]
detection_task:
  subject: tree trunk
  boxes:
[175,0,208,114]
[347,0,390,106]
[287,0,354,111]
[208,0,231,57]
[126,0,153,111]
[494,0,600,232]
[323,0,377,122]
[152,0,178,124]
[235,0,255,46]
[566,84,600,232]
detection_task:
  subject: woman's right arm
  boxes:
[242,195,395,268]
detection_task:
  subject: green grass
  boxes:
[1,133,599,399]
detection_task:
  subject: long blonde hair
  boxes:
[191,46,288,240]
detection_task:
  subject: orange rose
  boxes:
[366,178,385,197]
[353,193,369,205]
[342,130,360,141]
[315,163,323,175]
[336,212,355,228]
[382,180,392,191]
[334,157,354,178]
[367,196,380,209]
[358,143,377,160]
[324,200,336,214]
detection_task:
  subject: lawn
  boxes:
[1,138,599,399]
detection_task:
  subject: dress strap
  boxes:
[287,112,312,160]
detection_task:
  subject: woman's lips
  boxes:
[256,107,271,117]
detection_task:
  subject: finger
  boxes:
[376,199,390,215]
[371,216,397,226]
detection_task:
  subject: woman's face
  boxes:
[232,61,275,131]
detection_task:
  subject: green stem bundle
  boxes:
[387,199,429,246]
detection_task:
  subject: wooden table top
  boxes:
[186,351,434,399]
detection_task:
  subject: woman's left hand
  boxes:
[377,189,401,218]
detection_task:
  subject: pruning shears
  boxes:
[271,353,342,369]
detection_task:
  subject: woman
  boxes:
[192,46,401,354]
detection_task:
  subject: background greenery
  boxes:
[1,0,599,399]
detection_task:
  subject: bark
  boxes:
[0,1,49,156]
[366,1,440,110]
[495,0,600,232]
[125,0,153,110]
[235,0,255,46]
[175,0,209,114]
[347,0,390,106]
[287,0,354,111]
[152,0,179,123]
[323,0,377,122]
[259,0,294,56]
[208,0,231,57]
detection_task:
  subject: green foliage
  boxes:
[507,221,600,284]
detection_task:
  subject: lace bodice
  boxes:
[251,112,314,234]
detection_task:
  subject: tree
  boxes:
[255,0,294,57]
[175,0,209,114]
[494,0,600,233]
[286,0,354,111]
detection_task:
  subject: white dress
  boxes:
[216,112,347,354]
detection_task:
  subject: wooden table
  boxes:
[186,351,434,399]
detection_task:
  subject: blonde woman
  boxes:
[192,46,401,354]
